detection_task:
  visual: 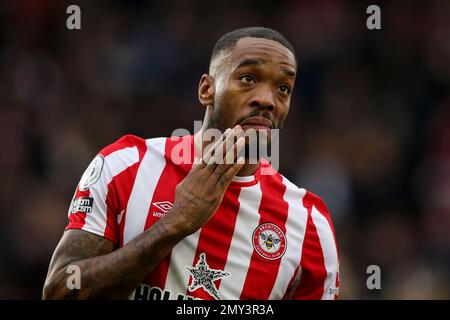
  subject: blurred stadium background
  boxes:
[0,0,449,299]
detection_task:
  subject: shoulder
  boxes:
[277,173,331,216]
[302,190,330,216]
[97,134,171,158]
[98,134,147,157]
[83,135,169,179]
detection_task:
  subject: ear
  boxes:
[198,74,215,107]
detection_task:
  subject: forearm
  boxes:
[43,216,186,299]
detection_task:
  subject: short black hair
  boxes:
[210,27,296,68]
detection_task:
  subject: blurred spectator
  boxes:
[0,0,448,299]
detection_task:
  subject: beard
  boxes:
[240,128,275,164]
[206,100,280,163]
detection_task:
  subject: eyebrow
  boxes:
[281,66,296,78]
[236,58,265,69]
[235,58,296,78]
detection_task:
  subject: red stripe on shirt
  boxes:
[239,172,288,299]
[292,192,328,299]
[107,136,147,246]
[307,192,338,248]
[107,154,146,245]
[306,192,340,299]
[186,186,242,300]
[99,134,144,157]
[143,136,194,289]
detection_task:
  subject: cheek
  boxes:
[276,103,290,128]
[215,86,241,117]
[210,90,237,129]
[213,74,235,105]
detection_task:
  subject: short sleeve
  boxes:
[66,135,143,245]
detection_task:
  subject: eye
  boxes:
[239,75,255,84]
[278,85,291,95]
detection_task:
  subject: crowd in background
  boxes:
[0,0,448,298]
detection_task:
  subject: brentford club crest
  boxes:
[252,223,287,260]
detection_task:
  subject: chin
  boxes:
[241,128,273,161]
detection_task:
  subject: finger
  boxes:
[215,135,246,175]
[204,126,242,172]
[218,156,246,188]
[224,127,244,165]
[210,125,243,166]
[191,156,206,171]
[202,128,231,165]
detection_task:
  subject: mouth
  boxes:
[240,116,273,130]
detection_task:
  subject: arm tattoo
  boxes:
[43,218,183,299]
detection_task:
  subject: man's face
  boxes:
[209,37,297,135]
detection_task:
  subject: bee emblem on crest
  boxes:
[252,223,287,260]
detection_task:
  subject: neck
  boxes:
[193,128,259,177]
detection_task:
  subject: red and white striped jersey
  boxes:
[66,134,340,300]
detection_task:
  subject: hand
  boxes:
[165,126,246,236]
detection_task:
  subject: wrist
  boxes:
[157,204,192,240]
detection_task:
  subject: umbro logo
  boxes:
[152,201,173,218]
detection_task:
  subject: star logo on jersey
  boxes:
[252,223,287,260]
[186,253,230,300]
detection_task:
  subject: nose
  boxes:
[249,84,275,111]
